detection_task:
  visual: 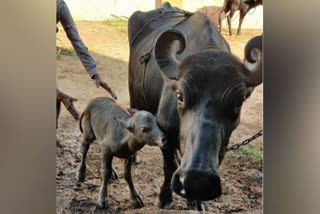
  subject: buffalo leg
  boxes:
[187,199,205,211]
[227,9,235,36]
[218,10,227,33]
[196,201,205,211]
[129,100,141,165]
[158,142,178,209]
[238,11,248,35]
[97,149,113,209]
[124,157,144,208]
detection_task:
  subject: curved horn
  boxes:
[155,29,186,80]
[243,35,263,87]
[244,35,262,63]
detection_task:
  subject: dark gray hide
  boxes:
[77,97,166,209]
[128,2,262,210]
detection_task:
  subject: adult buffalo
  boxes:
[219,0,263,36]
[128,3,262,210]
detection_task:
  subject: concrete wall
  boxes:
[65,0,155,20]
[63,0,262,29]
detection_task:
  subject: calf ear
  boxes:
[127,108,139,116]
[113,117,134,132]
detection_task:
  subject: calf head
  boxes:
[155,29,262,201]
[114,109,167,148]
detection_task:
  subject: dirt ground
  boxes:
[56,21,263,214]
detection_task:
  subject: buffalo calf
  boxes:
[77,97,167,209]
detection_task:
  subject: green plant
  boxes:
[232,145,263,163]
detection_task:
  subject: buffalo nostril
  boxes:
[179,175,185,185]
[180,189,186,197]
[182,170,222,200]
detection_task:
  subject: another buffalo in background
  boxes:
[219,0,263,36]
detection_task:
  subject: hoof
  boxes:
[96,200,106,210]
[76,171,85,182]
[56,139,63,147]
[187,200,205,211]
[157,199,172,209]
[132,194,144,208]
[110,168,118,180]
[197,201,205,211]
[133,199,144,208]
[132,155,141,165]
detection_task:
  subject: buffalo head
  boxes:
[154,29,262,201]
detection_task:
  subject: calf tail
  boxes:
[79,112,84,133]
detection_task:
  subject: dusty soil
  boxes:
[56,21,263,214]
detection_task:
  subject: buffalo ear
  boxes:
[155,29,186,82]
[113,117,134,132]
[127,108,139,116]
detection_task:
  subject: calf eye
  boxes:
[176,91,184,105]
[140,127,150,133]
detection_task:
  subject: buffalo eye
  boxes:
[140,127,150,134]
[176,91,184,105]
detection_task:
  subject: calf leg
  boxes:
[237,11,248,35]
[97,149,113,209]
[56,98,61,129]
[158,142,178,209]
[76,118,95,182]
[124,156,144,208]
[56,98,62,146]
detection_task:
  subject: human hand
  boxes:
[57,92,80,120]
[93,74,118,100]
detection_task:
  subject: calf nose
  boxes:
[172,170,222,201]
